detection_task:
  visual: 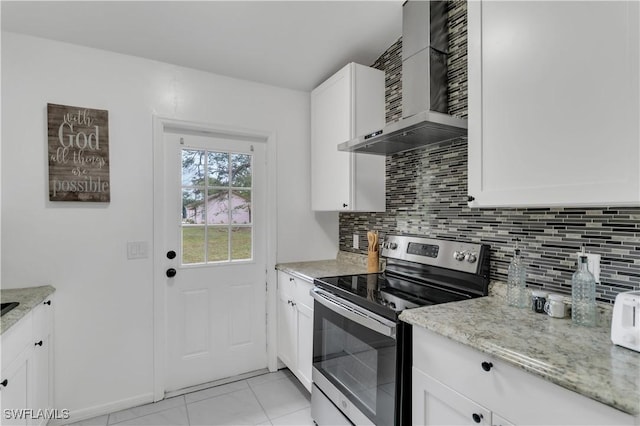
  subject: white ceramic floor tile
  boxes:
[270,407,314,426]
[187,388,269,426]
[245,369,293,388]
[66,414,109,426]
[107,396,185,425]
[110,406,189,426]
[185,379,249,404]
[250,376,310,420]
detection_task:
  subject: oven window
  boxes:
[313,300,396,426]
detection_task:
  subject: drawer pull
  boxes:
[472,413,483,423]
[35,340,43,347]
[44,300,52,306]
[289,277,295,282]
[481,361,493,372]
[0,379,7,388]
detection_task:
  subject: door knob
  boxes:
[166,268,177,278]
[167,250,176,259]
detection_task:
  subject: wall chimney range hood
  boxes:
[338,0,467,155]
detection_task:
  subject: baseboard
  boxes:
[48,392,154,426]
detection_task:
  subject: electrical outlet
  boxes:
[353,234,359,250]
[576,251,601,283]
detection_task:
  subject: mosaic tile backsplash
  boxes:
[339,1,640,303]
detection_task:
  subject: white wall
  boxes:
[1,32,338,418]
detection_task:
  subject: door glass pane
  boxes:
[182,226,205,264]
[183,189,205,224]
[207,189,230,224]
[231,153,252,187]
[231,190,251,224]
[182,149,206,186]
[181,147,254,265]
[208,152,229,186]
[231,226,252,260]
[207,227,229,262]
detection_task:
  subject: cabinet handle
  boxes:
[44,300,52,306]
[35,340,43,347]
[0,379,7,388]
[467,195,475,202]
[481,361,493,372]
[472,413,483,423]
[342,203,348,208]
[289,277,295,282]
[291,301,297,307]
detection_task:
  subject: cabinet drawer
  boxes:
[1,312,33,367]
[277,271,313,307]
[33,296,54,338]
[413,327,634,425]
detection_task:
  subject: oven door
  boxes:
[311,287,398,426]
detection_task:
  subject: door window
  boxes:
[181,149,253,264]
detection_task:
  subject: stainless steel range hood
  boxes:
[338,0,467,155]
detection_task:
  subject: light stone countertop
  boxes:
[400,283,640,416]
[1,285,56,334]
[275,251,381,282]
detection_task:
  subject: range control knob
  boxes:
[453,251,466,261]
[389,242,398,250]
[466,252,478,263]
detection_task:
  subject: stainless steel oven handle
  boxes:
[311,287,396,339]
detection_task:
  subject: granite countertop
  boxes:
[400,286,640,416]
[1,285,56,334]
[276,251,381,282]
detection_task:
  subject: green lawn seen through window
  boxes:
[182,227,251,264]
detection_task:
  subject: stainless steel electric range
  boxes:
[310,235,490,426]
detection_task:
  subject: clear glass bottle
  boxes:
[507,248,527,308]
[571,255,597,326]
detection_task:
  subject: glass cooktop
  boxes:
[314,272,474,321]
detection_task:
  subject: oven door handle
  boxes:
[311,287,397,339]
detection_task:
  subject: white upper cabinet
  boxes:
[468,1,640,207]
[311,62,386,212]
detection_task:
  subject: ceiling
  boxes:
[1,1,403,91]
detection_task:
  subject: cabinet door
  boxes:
[311,64,352,211]
[295,301,313,392]
[468,1,640,207]
[30,299,54,426]
[413,367,491,426]
[311,63,385,212]
[0,351,30,426]
[277,290,297,371]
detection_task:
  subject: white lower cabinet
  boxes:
[413,367,492,426]
[412,326,634,426]
[0,295,55,426]
[276,271,314,392]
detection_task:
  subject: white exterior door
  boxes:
[162,130,267,392]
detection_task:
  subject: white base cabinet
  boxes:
[276,271,314,392]
[468,1,640,207]
[1,295,55,426]
[412,326,634,426]
[311,62,386,212]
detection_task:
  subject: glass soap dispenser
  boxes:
[571,248,597,327]
[507,241,527,308]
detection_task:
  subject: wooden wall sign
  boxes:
[47,103,110,202]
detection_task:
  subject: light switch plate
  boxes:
[353,234,359,250]
[127,241,149,260]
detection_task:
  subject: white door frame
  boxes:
[152,116,278,401]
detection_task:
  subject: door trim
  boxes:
[152,116,278,401]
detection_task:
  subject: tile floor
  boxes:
[67,369,314,426]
